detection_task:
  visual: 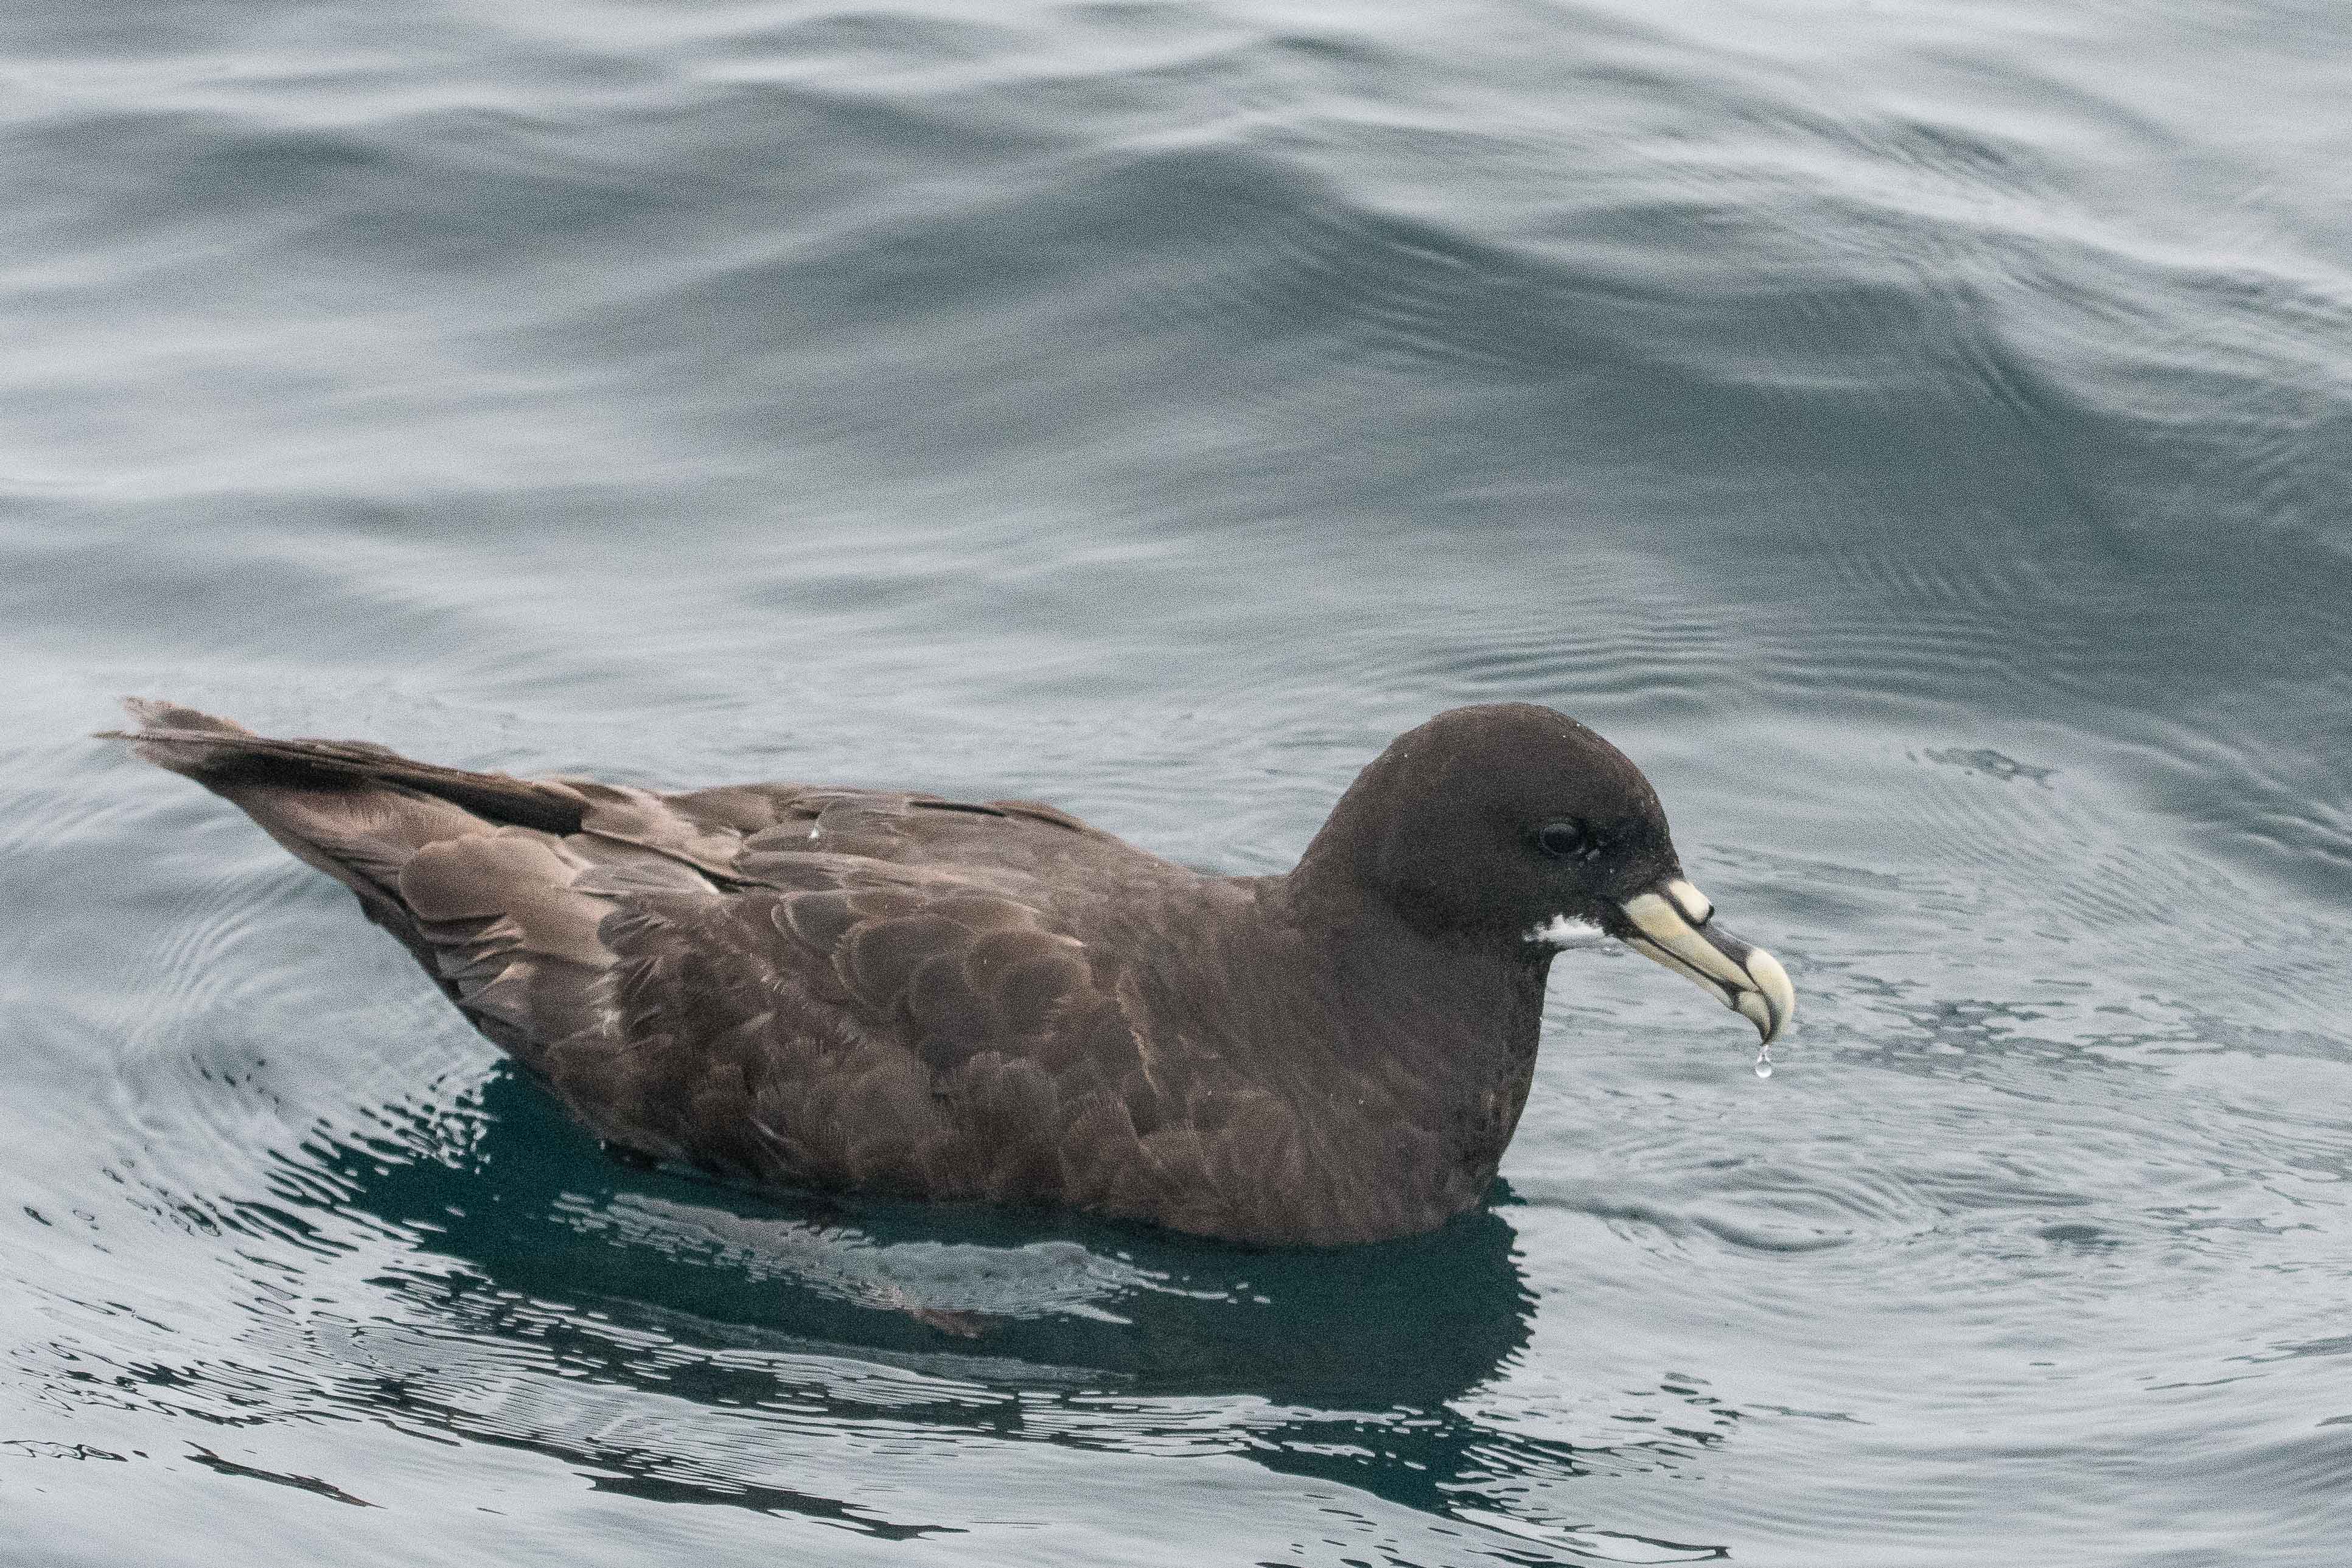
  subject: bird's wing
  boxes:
[114,700,1297,1234]
[556,849,1297,1236]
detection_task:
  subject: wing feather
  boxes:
[116,700,1355,1241]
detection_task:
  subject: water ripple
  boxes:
[9,1,2352,1563]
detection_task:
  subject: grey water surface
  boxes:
[5,1,2351,1563]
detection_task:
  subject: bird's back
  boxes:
[119,702,1433,1243]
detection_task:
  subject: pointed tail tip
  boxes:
[115,697,253,735]
[99,699,259,773]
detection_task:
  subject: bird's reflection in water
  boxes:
[317,1070,1566,1529]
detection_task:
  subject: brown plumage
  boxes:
[114,698,1792,1247]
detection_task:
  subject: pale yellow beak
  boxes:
[1616,879,1795,1044]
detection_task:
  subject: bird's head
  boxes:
[1299,703,1793,1045]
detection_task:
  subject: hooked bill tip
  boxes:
[1743,944,1795,1043]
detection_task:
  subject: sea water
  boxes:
[4,2,2350,1563]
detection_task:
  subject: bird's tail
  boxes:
[110,699,588,834]
[105,700,603,1019]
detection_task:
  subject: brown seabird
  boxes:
[114,700,1793,1247]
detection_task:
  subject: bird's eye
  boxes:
[1535,820,1594,861]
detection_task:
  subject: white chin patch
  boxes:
[1526,914,1607,951]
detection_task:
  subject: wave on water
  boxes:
[6,1,2352,1564]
